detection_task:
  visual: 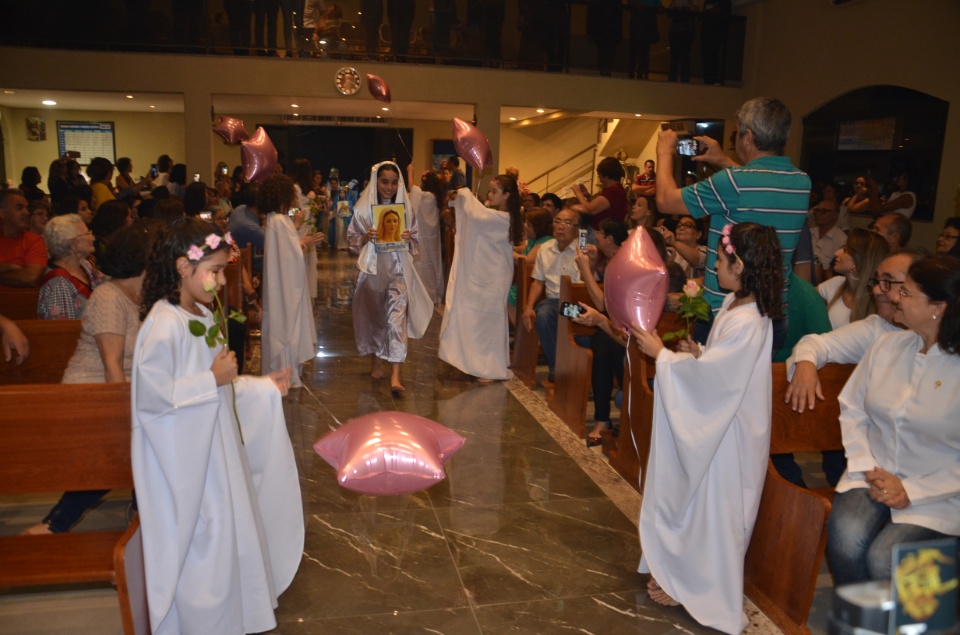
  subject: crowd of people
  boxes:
[1,94,958,635]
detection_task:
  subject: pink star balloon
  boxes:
[366,74,392,103]
[604,227,669,333]
[240,127,278,184]
[211,115,250,145]
[452,118,492,172]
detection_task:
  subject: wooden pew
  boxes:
[744,362,854,635]
[549,276,599,437]
[0,319,81,385]
[510,255,540,388]
[0,383,148,635]
[0,287,41,320]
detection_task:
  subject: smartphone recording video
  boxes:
[578,229,588,250]
[560,301,585,319]
[199,211,212,221]
[678,138,705,157]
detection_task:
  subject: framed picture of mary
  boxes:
[373,204,407,253]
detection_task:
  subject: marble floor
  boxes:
[0,250,830,634]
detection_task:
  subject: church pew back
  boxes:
[0,319,81,385]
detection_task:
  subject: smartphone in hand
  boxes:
[560,301,585,319]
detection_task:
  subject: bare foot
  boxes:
[390,383,405,393]
[370,358,384,380]
[476,377,495,384]
[21,523,52,536]
[370,371,384,379]
[647,578,680,607]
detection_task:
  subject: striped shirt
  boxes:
[681,155,811,313]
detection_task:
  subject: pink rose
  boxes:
[187,245,205,261]
[205,234,222,250]
[201,274,218,293]
[683,280,700,298]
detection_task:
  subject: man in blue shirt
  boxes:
[227,185,265,272]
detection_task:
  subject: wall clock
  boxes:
[335,67,361,96]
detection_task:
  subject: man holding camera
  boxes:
[655,97,811,352]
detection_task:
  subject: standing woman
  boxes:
[439,174,524,381]
[406,164,445,304]
[292,158,320,301]
[260,174,322,387]
[348,161,433,394]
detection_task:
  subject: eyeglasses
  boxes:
[868,278,905,292]
[898,286,913,299]
[552,219,576,227]
[812,207,836,214]
[939,233,959,240]
[676,223,698,230]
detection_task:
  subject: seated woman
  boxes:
[817,228,889,330]
[38,214,104,320]
[935,217,960,257]
[90,199,135,256]
[24,224,156,535]
[826,255,960,584]
[508,207,553,325]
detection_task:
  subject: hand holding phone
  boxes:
[561,301,585,319]
[677,138,706,157]
[578,229,588,250]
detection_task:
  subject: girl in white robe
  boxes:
[438,175,525,381]
[632,222,784,635]
[406,164,446,304]
[348,161,433,393]
[132,218,304,635]
[292,159,320,300]
[261,174,323,387]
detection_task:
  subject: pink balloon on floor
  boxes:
[604,227,669,333]
[212,115,250,144]
[314,412,466,496]
[366,74,392,103]
[452,118,491,172]
[240,127,278,183]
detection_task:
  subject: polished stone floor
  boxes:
[0,250,816,634]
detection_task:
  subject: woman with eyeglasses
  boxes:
[826,255,960,584]
[935,218,960,257]
[659,216,707,281]
[816,228,889,330]
[37,214,105,320]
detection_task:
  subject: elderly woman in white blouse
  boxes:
[826,255,960,584]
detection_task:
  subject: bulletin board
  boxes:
[57,121,116,165]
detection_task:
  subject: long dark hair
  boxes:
[721,222,784,319]
[493,174,524,245]
[140,218,228,320]
[421,171,445,212]
[909,255,960,355]
[292,158,314,197]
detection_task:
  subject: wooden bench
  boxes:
[606,310,685,493]
[744,362,854,635]
[0,287,41,320]
[510,256,540,388]
[0,319,81,384]
[549,276,599,437]
[0,383,148,635]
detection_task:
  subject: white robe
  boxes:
[407,185,445,304]
[131,300,304,635]
[638,294,772,635]
[263,213,317,385]
[438,188,513,380]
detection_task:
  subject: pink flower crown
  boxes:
[720,224,739,260]
[187,232,235,261]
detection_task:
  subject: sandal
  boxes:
[586,420,611,447]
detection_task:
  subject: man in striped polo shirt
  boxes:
[655,97,811,354]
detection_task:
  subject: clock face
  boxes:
[335,67,361,96]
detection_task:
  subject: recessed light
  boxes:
[293,112,299,116]
[381,107,389,111]
[3,90,15,94]
[536,108,545,113]
[42,100,57,106]
[376,115,381,119]
[508,117,517,121]
[291,104,299,108]
[125,95,134,99]
[635,114,642,117]
[149,105,156,109]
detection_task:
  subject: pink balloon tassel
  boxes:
[212,115,250,145]
[240,127,278,184]
[314,411,466,496]
[452,117,491,172]
[603,227,669,333]
[366,74,392,103]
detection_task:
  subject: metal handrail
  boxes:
[525,145,596,192]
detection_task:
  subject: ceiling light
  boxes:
[376,115,381,119]
[536,108,545,113]
[635,114,642,117]
[4,90,16,94]
[149,105,156,109]
[291,103,299,108]
[125,95,134,99]
[293,112,299,116]
[382,107,389,111]
[42,100,57,106]
[508,117,517,121]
